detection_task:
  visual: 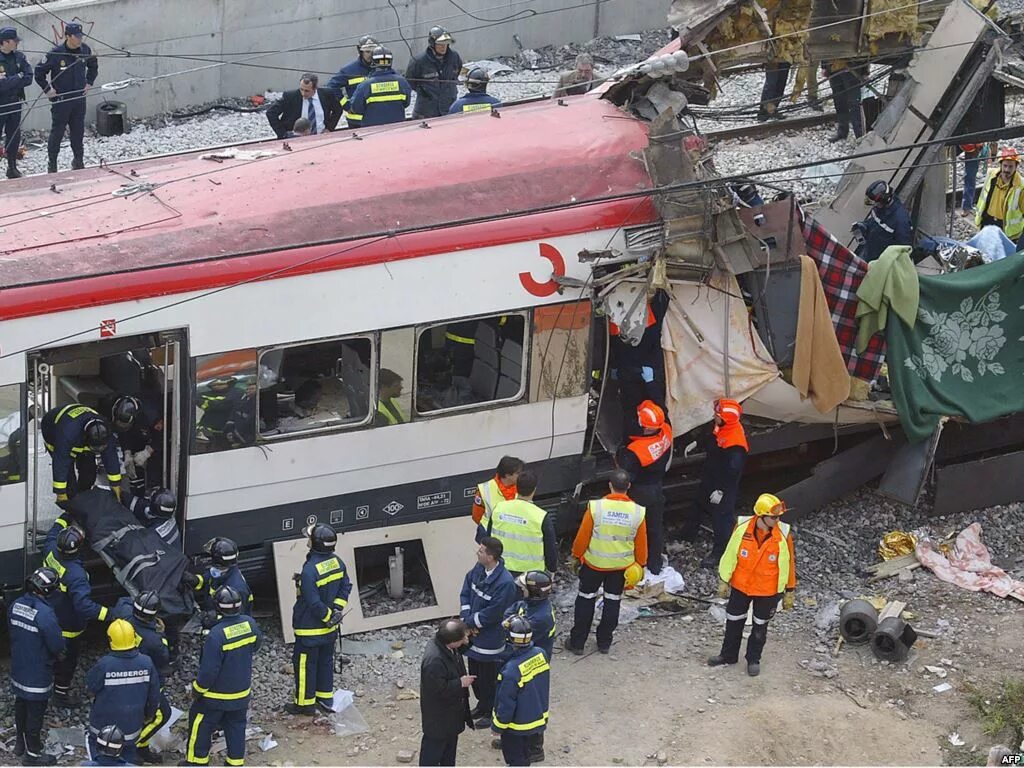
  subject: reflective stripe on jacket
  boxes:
[192,615,263,710]
[488,498,546,573]
[292,551,351,646]
[976,167,1024,239]
[583,497,645,570]
[477,478,508,529]
[718,515,795,596]
[8,594,65,701]
[503,599,556,660]
[459,561,518,659]
[492,644,550,734]
[86,649,161,739]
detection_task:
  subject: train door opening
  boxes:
[25,330,189,559]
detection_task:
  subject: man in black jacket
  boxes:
[267,73,343,139]
[419,619,475,767]
[405,26,462,118]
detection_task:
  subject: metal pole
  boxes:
[163,341,170,489]
[948,147,957,237]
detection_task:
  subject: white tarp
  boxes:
[661,271,779,435]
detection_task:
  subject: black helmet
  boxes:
[110,396,139,432]
[214,585,243,615]
[428,26,454,47]
[27,566,59,597]
[150,488,176,518]
[94,724,125,759]
[133,590,161,621]
[357,34,378,53]
[305,523,337,553]
[83,418,110,453]
[207,537,238,567]
[56,526,85,558]
[865,180,894,207]
[505,614,533,646]
[371,45,393,69]
[732,181,760,208]
[466,67,489,93]
[518,570,552,600]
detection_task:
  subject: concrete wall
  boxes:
[6,0,669,131]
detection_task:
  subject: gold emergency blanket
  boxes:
[879,530,918,560]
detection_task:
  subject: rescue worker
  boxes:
[43,518,110,707]
[0,425,25,483]
[184,585,263,768]
[851,180,913,262]
[976,146,1024,244]
[9,567,64,767]
[566,468,647,656]
[708,493,796,677]
[482,470,557,575]
[110,592,169,765]
[181,536,253,615]
[552,53,596,98]
[346,45,411,129]
[448,67,501,114]
[129,487,180,549]
[608,288,670,435]
[406,26,462,118]
[374,368,407,426]
[491,616,550,768]
[688,398,749,569]
[85,619,160,765]
[109,394,161,495]
[82,725,126,766]
[460,537,518,729]
[327,34,378,111]
[196,376,245,451]
[33,22,97,173]
[40,403,122,506]
[757,59,791,121]
[615,400,672,577]
[288,523,350,715]
[1,26,32,180]
[473,456,523,527]
[824,58,863,142]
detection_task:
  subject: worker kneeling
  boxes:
[492,616,550,768]
[707,493,796,677]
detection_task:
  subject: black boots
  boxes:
[284,702,315,716]
[6,163,21,179]
[71,157,85,170]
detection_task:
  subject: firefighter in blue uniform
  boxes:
[110,591,170,765]
[1,26,32,179]
[86,619,160,765]
[346,46,411,129]
[492,616,551,768]
[288,523,351,715]
[851,180,913,262]
[33,22,97,173]
[9,567,65,767]
[40,403,122,506]
[129,487,180,548]
[406,25,462,118]
[327,34,377,112]
[82,725,127,766]
[181,536,253,614]
[109,394,162,494]
[448,67,502,115]
[43,518,110,707]
[184,585,263,767]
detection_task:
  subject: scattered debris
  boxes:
[260,734,279,752]
[396,749,416,763]
[924,665,948,679]
[916,524,1024,603]
[867,552,921,582]
[948,732,966,746]
[933,683,954,693]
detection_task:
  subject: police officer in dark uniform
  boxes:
[449,67,502,115]
[34,22,97,173]
[129,487,180,548]
[43,518,110,707]
[327,34,377,112]
[184,586,263,767]
[406,26,462,118]
[346,46,412,129]
[40,403,122,506]
[181,536,253,615]
[110,592,170,764]
[1,27,32,179]
[9,567,64,767]
[288,523,351,715]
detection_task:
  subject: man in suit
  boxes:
[267,73,342,139]
[418,619,475,766]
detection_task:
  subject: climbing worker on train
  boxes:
[472,456,523,526]
[40,403,122,506]
[565,468,646,656]
[608,289,670,435]
[480,469,557,574]
[707,493,796,677]
[491,616,551,767]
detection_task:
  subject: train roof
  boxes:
[0,96,657,321]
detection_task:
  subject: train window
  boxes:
[0,384,24,484]
[414,313,528,415]
[257,336,374,438]
[193,350,258,453]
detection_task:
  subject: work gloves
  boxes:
[568,556,581,576]
[55,493,69,509]
[782,590,795,611]
[180,571,200,590]
[716,579,730,599]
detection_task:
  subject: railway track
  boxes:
[704,111,835,142]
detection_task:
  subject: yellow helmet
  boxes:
[107,619,137,652]
[623,562,644,590]
[753,493,786,517]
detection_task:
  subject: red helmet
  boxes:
[637,400,665,429]
[998,146,1019,164]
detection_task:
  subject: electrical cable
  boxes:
[385,0,416,59]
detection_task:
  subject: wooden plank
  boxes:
[877,600,907,622]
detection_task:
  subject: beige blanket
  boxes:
[792,254,851,412]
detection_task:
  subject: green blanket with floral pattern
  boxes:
[887,254,1024,442]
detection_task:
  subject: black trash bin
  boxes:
[96,101,130,136]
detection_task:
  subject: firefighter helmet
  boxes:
[83,418,111,452]
[753,493,786,517]
[517,570,552,600]
[637,400,665,429]
[133,590,161,620]
[623,562,644,590]
[505,614,533,646]
[56,526,85,558]
[305,523,337,553]
[371,45,393,69]
[428,26,454,47]
[207,537,238,567]
[466,67,489,93]
[864,180,894,207]
[214,585,243,616]
[150,488,176,518]
[26,566,59,597]
[107,619,137,651]
[110,396,139,432]
[94,724,125,759]
[357,34,379,53]
[998,146,1020,164]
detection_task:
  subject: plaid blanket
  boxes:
[801,209,886,380]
